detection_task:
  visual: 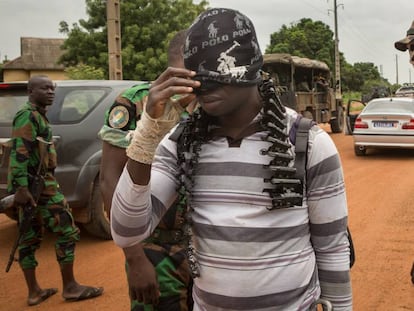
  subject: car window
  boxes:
[59,89,107,122]
[364,101,414,113]
[0,89,27,123]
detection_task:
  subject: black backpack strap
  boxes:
[293,117,314,184]
[292,116,356,269]
[347,227,356,268]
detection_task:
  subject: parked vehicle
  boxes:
[0,80,146,239]
[262,53,344,133]
[395,85,414,97]
[346,97,414,156]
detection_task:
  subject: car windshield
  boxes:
[364,100,414,114]
[0,88,27,123]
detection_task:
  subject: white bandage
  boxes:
[126,99,184,164]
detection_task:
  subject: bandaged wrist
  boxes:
[126,99,184,164]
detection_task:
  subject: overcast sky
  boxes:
[1,0,413,84]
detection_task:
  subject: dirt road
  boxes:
[0,127,413,310]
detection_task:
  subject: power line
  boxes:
[299,0,329,17]
[339,10,385,61]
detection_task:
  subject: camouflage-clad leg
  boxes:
[129,243,192,311]
[41,200,80,265]
[18,193,80,269]
[18,208,43,269]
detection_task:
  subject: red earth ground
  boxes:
[0,125,413,310]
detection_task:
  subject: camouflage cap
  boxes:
[184,8,263,86]
[395,21,414,51]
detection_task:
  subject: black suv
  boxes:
[0,80,145,239]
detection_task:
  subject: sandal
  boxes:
[27,288,58,306]
[64,286,104,302]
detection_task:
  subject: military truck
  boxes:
[262,53,344,133]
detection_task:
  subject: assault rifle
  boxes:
[5,137,51,272]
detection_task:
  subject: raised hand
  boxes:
[146,67,199,119]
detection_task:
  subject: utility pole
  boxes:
[395,54,399,85]
[333,0,343,99]
[107,0,122,80]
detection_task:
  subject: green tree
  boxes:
[64,63,105,80]
[342,62,388,93]
[353,62,381,82]
[266,18,335,69]
[341,62,364,92]
[59,0,207,80]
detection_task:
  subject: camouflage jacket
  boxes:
[7,102,56,193]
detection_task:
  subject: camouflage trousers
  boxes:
[129,243,193,311]
[18,192,80,270]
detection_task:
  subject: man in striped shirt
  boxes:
[111,8,353,310]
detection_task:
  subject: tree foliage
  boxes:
[342,62,385,92]
[64,63,105,80]
[59,0,207,80]
[266,18,335,69]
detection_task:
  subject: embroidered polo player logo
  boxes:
[216,41,248,79]
[234,13,250,29]
[208,22,218,38]
[234,13,244,29]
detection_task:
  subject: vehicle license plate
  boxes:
[372,121,396,128]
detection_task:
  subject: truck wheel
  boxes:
[83,178,112,240]
[330,106,344,133]
[354,145,366,156]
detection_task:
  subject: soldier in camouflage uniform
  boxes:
[100,30,195,311]
[8,75,103,306]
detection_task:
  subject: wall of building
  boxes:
[4,70,68,82]
[3,70,28,82]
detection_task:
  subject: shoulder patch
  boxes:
[108,105,130,129]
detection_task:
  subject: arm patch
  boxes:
[108,105,130,129]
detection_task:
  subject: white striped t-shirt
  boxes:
[111,108,352,310]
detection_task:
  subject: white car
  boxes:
[395,85,414,97]
[347,97,414,156]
